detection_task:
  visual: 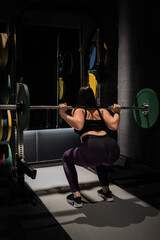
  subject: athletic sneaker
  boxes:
[66,194,82,208]
[97,189,114,202]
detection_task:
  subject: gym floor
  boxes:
[1,162,160,240]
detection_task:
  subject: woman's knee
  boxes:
[62,152,68,163]
[62,148,74,163]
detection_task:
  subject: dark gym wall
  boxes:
[19,1,119,129]
[0,1,119,131]
[0,0,119,129]
[118,0,160,169]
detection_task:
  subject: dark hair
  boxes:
[76,86,97,107]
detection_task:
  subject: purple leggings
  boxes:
[62,135,120,192]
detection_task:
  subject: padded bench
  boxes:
[22,128,81,164]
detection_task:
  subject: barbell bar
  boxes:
[0,104,149,111]
[0,84,159,130]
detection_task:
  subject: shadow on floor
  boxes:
[53,195,159,228]
[108,162,160,210]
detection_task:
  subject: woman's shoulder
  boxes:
[72,108,85,116]
[98,108,110,116]
[98,108,106,113]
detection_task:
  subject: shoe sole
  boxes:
[97,193,114,202]
[67,199,83,208]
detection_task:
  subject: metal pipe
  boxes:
[0,104,17,110]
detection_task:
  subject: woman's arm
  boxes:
[101,104,121,130]
[59,103,85,130]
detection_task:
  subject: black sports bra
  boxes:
[74,108,107,136]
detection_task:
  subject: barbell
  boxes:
[0,83,159,130]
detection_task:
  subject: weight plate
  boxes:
[59,77,64,100]
[17,84,30,131]
[133,88,159,128]
[0,145,12,176]
[89,73,98,98]
[89,44,96,70]
[7,110,12,141]
[2,119,7,140]
[0,153,5,175]
[0,33,9,68]
[5,74,11,104]
[0,153,5,164]
[5,156,10,174]
[8,144,12,175]
[0,111,3,141]
[8,144,12,164]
